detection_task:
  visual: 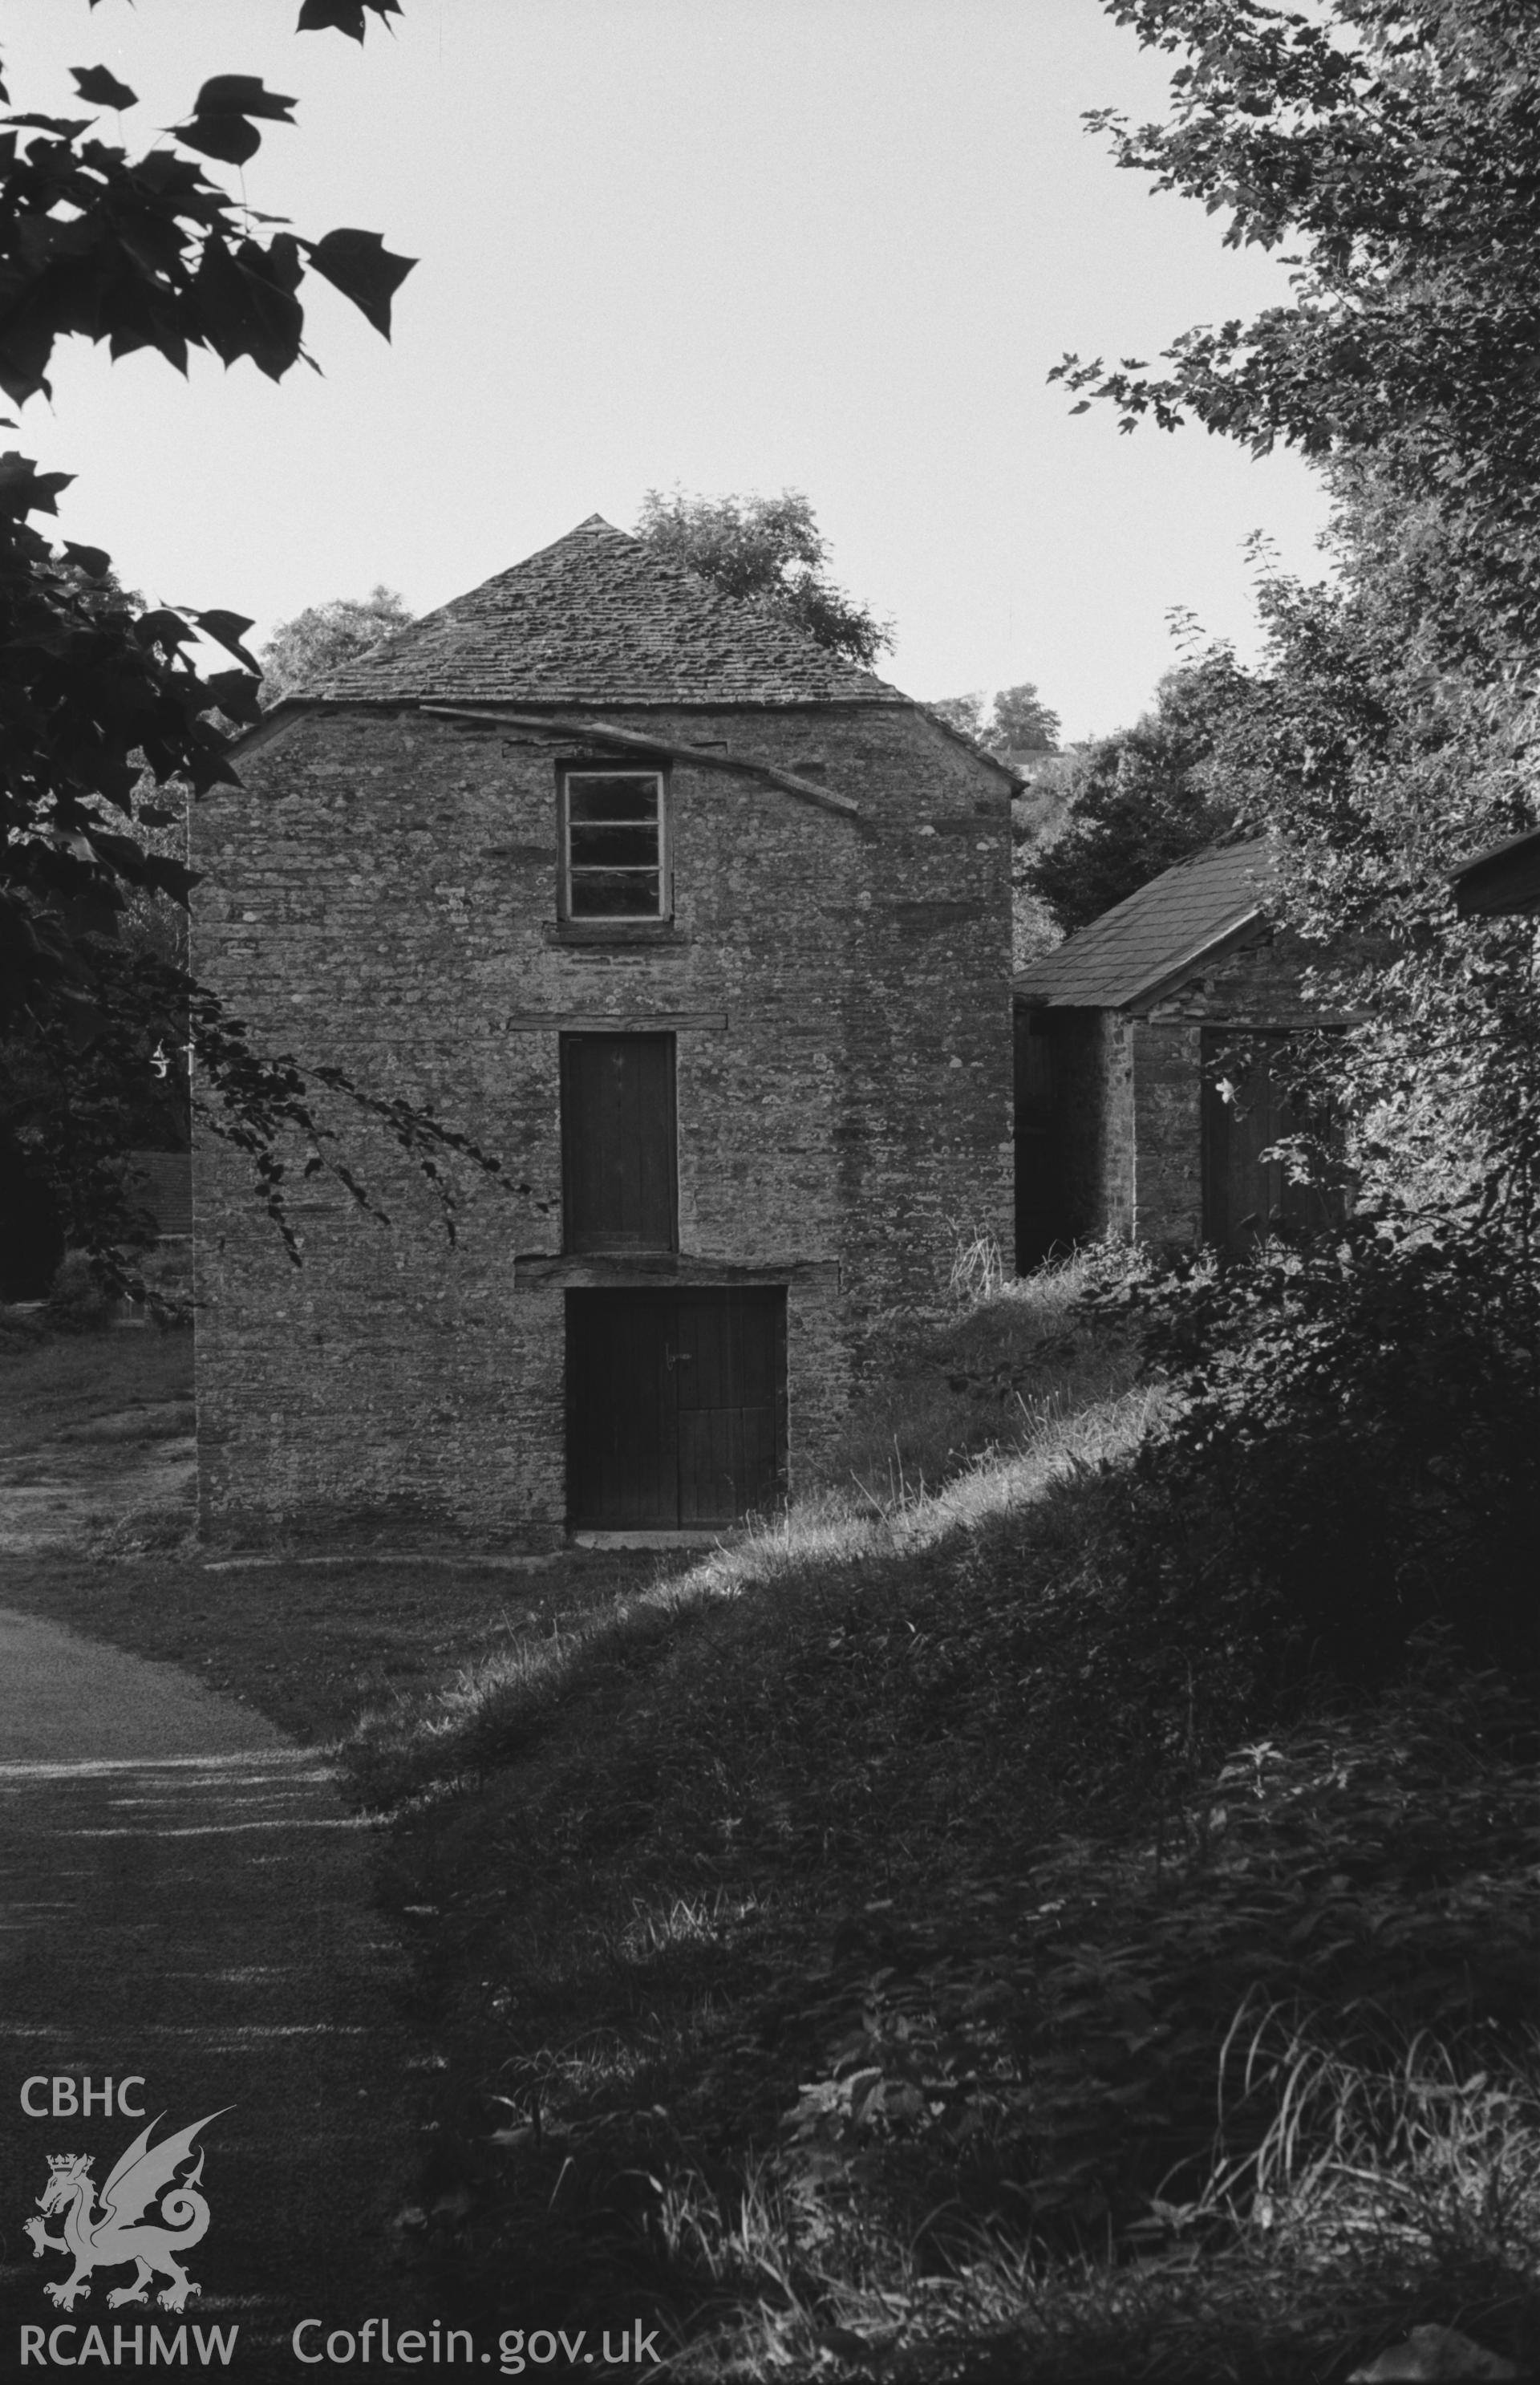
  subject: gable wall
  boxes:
[191,704,1011,1544]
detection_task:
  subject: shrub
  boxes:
[1098,1203,1540,1708]
[752,1662,1540,2265]
[45,1250,115,1334]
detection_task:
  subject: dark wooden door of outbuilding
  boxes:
[1201,1031,1344,1251]
[565,1289,786,1529]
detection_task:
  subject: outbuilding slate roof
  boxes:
[1014,838,1276,1011]
[318,515,906,708]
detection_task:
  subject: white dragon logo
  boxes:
[24,2110,228,2313]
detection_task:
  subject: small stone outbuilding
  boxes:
[192,517,1016,1547]
[1013,839,1348,1260]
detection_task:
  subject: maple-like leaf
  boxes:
[191,75,299,123]
[0,454,73,517]
[308,227,415,337]
[70,65,138,111]
[176,114,265,168]
[297,0,404,39]
[176,75,298,165]
[195,609,261,671]
[132,607,196,654]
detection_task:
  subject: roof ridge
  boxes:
[316,514,906,709]
[1014,837,1276,1012]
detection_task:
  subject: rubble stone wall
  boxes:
[191,703,1014,1545]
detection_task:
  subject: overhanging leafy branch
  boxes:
[0,2,517,1276]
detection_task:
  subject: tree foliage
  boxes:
[1189,517,1540,1207]
[1059,1,1540,1213]
[259,584,414,705]
[0,2,510,1291]
[1,14,415,1013]
[1062,1,1540,660]
[635,487,893,669]
[1093,1203,1540,1693]
[1019,651,1249,934]
[1048,1,1540,1724]
[930,683,1061,756]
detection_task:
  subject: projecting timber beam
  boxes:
[418,704,861,820]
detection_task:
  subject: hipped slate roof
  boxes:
[319,516,906,708]
[1014,839,1275,1011]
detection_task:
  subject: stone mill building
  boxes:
[192,516,1016,1547]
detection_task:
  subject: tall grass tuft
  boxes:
[945,1221,1011,1306]
[1203,2003,1540,2273]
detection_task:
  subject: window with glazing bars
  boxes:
[561,769,667,919]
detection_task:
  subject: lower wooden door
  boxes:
[565,1288,787,1529]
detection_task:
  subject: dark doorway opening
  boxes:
[1014,1008,1063,1268]
[565,1288,787,1530]
[0,1130,64,1301]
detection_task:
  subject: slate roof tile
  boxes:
[1014,839,1276,1010]
[318,515,906,708]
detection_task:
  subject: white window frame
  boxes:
[558,766,670,923]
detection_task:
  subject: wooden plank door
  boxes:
[1202,1032,1343,1251]
[561,1034,676,1251]
[674,1292,784,1525]
[565,1293,679,1528]
[565,1290,785,1528]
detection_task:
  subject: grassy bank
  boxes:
[329,1267,1540,2379]
[6,1280,1537,2375]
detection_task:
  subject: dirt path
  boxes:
[0,1608,432,2376]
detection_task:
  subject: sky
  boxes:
[9,0,1333,742]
